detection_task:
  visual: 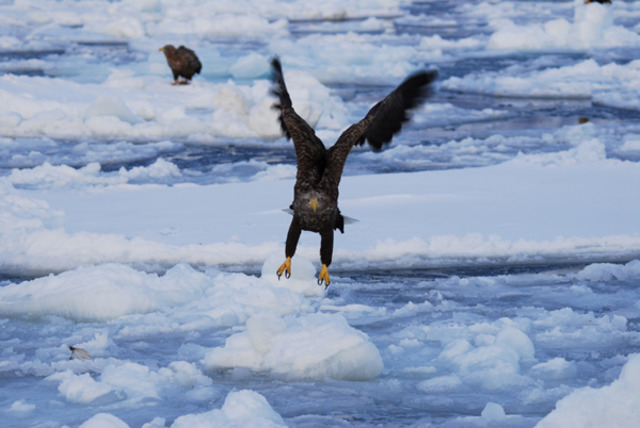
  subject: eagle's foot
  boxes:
[317,264,330,288]
[277,257,291,280]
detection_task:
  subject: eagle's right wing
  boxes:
[271,58,327,185]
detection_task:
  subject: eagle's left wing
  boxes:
[323,69,438,188]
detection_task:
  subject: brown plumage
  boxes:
[159,44,202,85]
[271,58,438,287]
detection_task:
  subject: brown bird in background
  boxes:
[271,58,438,287]
[159,44,202,85]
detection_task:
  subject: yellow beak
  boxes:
[309,198,317,213]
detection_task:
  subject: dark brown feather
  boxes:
[270,57,437,272]
[357,70,438,150]
[324,69,438,191]
[271,58,327,189]
[160,44,202,82]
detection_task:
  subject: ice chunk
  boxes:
[229,53,270,79]
[203,312,383,381]
[536,354,640,428]
[85,96,141,125]
[47,371,113,404]
[171,390,285,428]
[7,399,36,414]
[79,413,130,428]
[481,402,506,421]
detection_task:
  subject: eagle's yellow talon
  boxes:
[277,257,292,279]
[318,264,330,288]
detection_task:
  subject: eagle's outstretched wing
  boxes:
[271,58,327,186]
[323,69,438,188]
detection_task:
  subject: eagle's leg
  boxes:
[278,218,301,280]
[318,230,334,288]
[171,71,180,85]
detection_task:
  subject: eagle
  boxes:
[270,58,438,287]
[159,44,202,85]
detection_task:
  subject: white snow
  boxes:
[1,0,640,426]
[536,354,640,428]
[171,390,286,428]
[202,312,383,381]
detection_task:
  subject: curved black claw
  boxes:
[277,257,291,280]
[318,264,330,288]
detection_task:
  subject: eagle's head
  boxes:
[297,190,334,218]
[304,191,323,214]
[292,190,337,231]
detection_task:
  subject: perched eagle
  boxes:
[271,58,438,287]
[159,44,202,85]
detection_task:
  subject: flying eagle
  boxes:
[159,44,202,85]
[271,58,437,287]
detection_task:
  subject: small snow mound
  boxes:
[7,399,36,414]
[171,390,286,428]
[79,413,129,428]
[202,312,383,381]
[261,253,326,297]
[230,53,270,79]
[437,325,535,390]
[0,263,209,322]
[49,371,113,404]
[577,260,640,282]
[221,390,285,426]
[481,402,506,421]
[531,357,577,381]
[84,96,141,125]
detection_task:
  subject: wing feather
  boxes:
[270,58,327,185]
[177,46,202,74]
[324,69,438,187]
[359,70,438,150]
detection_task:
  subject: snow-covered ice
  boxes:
[1,0,640,427]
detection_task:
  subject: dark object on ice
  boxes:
[578,117,590,124]
[584,0,611,4]
[270,57,437,287]
[69,345,92,360]
[159,44,202,85]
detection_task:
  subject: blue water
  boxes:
[2,1,640,427]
